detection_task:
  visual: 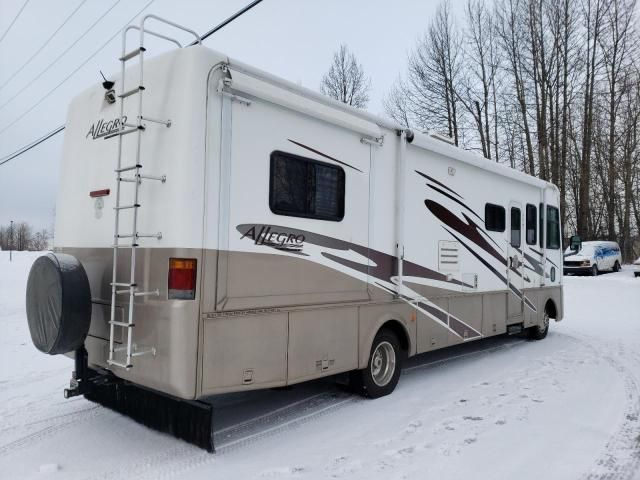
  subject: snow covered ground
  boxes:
[1,251,639,480]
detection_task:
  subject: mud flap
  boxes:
[67,349,215,452]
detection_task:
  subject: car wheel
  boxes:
[350,329,403,399]
[528,311,550,340]
[613,261,621,272]
[591,264,599,276]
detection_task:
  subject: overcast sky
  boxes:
[0,0,464,231]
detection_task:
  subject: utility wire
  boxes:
[0,0,154,136]
[190,0,263,45]
[0,0,121,112]
[0,0,89,92]
[0,0,30,44]
[0,125,64,166]
[0,0,261,167]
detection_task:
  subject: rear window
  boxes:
[485,204,505,232]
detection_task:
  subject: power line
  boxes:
[0,0,121,112]
[0,0,154,136]
[191,0,264,45]
[0,0,89,92]
[0,125,64,167]
[0,0,30,45]
[0,0,261,167]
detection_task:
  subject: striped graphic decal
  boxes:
[416,170,538,312]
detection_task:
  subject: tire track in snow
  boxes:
[86,391,359,480]
[562,335,640,480]
[0,404,103,458]
[85,339,528,480]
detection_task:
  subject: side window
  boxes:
[269,151,345,221]
[485,204,505,232]
[526,204,537,245]
[539,203,544,248]
[546,206,560,249]
[510,207,521,248]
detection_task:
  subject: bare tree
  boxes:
[320,44,370,109]
[385,1,463,145]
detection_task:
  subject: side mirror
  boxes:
[569,235,582,252]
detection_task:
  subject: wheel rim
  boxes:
[541,312,550,332]
[371,341,396,387]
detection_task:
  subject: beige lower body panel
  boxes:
[57,246,562,400]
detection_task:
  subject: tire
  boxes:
[528,311,550,340]
[351,329,403,399]
[635,272,640,278]
[613,261,621,272]
[591,264,599,276]
[25,253,91,354]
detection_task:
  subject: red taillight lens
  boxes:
[168,258,197,300]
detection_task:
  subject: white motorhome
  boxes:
[25,17,563,451]
[563,240,622,276]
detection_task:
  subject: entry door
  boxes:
[507,202,524,320]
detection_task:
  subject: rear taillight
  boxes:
[168,258,197,300]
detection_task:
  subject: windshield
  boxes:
[565,245,594,256]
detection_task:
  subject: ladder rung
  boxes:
[119,46,146,62]
[114,204,140,210]
[107,359,132,370]
[115,164,142,173]
[136,232,162,239]
[134,289,160,297]
[112,243,139,248]
[110,282,137,287]
[115,289,133,294]
[109,321,135,328]
[139,115,171,127]
[119,86,145,99]
[118,174,166,183]
[117,233,135,238]
[131,347,156,357]
[104,127,141,139]
[139,174,167,183]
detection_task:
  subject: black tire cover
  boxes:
[25,253,91,355]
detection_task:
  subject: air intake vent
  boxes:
[439,240,460,272]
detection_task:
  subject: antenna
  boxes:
[100,70,114,90]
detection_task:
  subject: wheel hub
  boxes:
[371,341,396,387]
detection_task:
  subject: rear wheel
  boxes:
[351,329,403,398]
[591,264,599,276]
[528,311,550,340]
[613,261,621,272]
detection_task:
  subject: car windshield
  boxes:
[565,245,594,256]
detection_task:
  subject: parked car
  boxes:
[563,240,622,276]
[633,257,640,277]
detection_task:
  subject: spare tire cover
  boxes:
[25,253,92,355]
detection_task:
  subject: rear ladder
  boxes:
[107,15,201,370]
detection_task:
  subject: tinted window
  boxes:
[539,203,561,249]
[510,207,521,248]
[546,206,560,249]
[269,151,345,221]
[526,204,537,245]
[485,204,505,232]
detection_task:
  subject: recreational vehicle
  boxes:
[25,16,563,451]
